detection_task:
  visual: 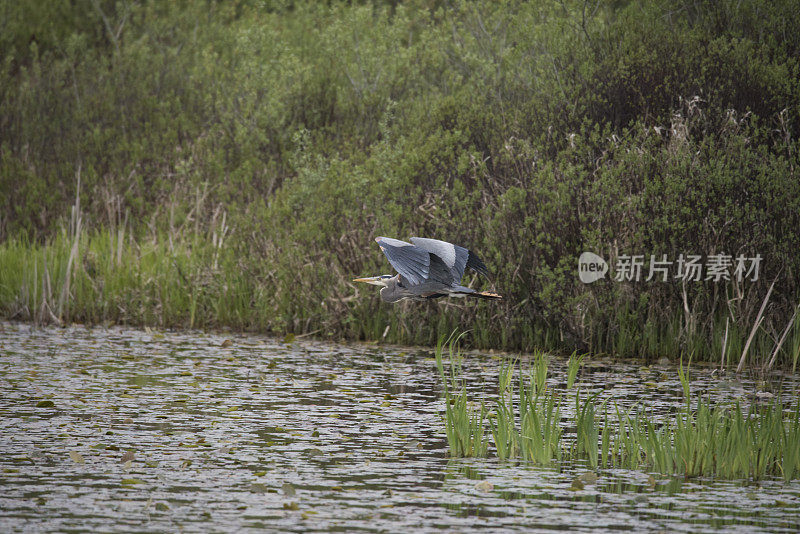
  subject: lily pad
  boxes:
[474,480,493,492]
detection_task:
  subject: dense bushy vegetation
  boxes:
[1,0,799,366]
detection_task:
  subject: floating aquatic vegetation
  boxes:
[437,337,800,480]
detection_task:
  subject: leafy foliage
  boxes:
[1,0,799,363]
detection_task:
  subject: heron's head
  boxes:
[352,275,393,287]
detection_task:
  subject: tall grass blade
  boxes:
[764,303,799,372]
[737,277,776,373]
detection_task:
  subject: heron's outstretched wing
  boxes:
[410,237,489,282]
[426,253,457,286]
[375,237,430,286]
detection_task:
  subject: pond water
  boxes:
[1,321,799,532]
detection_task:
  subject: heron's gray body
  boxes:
[378,274,483,303]
[354,236,501,303]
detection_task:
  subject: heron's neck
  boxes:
[379,275,403,303]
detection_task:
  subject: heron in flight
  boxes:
[353,237,502,303]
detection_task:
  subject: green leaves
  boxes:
[2,0,800,364]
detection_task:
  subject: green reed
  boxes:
[518,357,562,465]
[566,352,585,390]
[435,334,489,458]
[437,338,800,481]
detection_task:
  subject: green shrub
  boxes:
[1,0,799,364]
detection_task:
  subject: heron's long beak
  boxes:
[353,276,386,287]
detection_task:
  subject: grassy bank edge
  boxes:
[1,227,799,371]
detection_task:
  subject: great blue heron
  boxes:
[353,237,502,303]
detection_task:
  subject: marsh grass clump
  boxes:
[489,359,518,461]
[0,228,264,330]
[628,393,800,481]
[566,352,585,390]
[517,357,562,465]
[435,335,489,458]
[437,338,800,481]
[573,391,602,469]
[454,348,563,464]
